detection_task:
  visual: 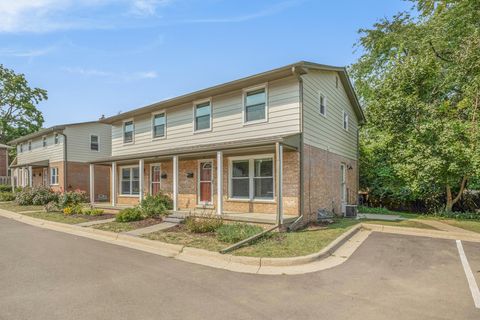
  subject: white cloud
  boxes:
[0,0,173,32]
[64,66,158,82]
[0,46,55,57]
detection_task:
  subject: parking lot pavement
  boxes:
[1,216,479,320]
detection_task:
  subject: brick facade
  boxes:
[0,148,8,177]
[302,143,358,222]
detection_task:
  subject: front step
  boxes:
[163,217,184,224]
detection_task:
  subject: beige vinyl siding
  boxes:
[302,70,359,160]
[65,123,112,163]
[111,76,301,157]
[17,134,64,165]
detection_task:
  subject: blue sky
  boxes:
[0,0,411,127]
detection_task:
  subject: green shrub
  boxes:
[185,216,223,233]
[82,208,105,216]
[0,192,15,201]
[139,193,172,217]
[57,190,88,209]
[216,223,264,243]
[0,185,12,192]
[15,186,57,205]
[44,201,59,212]
[115,207,144,222]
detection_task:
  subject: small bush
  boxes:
[63,207,73,215]
[15,186,57,205]
[63,205,83,215]
[115,207,144,222]
[57,190,88,209]
[82,208,105,216]
[216,223,264,243]
[0,185,12,192]
[185,216,223,233]
[139,193,172,217]
[0,192,15,201]
[44,201,59,212]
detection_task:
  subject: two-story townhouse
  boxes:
[90,61,365,224]
[10,121,112,202]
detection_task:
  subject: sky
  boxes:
[0,0,411,127]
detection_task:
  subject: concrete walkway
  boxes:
[358,213,404,221]
[413,219,478,235]
[124,222,178,236]
[76,218,115,227]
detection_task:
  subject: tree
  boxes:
[351,0,480,211]
[0,65,46,145]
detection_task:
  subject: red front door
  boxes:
[199,162,212,204]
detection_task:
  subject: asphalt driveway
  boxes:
[0,216,479,320]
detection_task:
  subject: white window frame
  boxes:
[340,163,347,203]
[343,110,349,131]
[197,159,214,205]
[242,84,268,126]
[228,154,275,202]
[151,111,167,140]
[54,133,59,145]
[319,93,327,117]
[90,134,99,152]
[50,167,59,185]
[119,165,140,196]
[42,136,47,148]
[149,163,162,195]
[123,119,135,144]
[193,98,212,133]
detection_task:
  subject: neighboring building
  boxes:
[0,144,12,184]
[9,122,112,201]
[90,61,365,224]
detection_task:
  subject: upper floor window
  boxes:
[90,135,99,151]
[54,133,59,144]
[319,93,327,116]
[343,111,349,131]
[194,100,211,132]
[152,113,166,138]
[244,87,267,123]
[42,136,47,148]
[28,141,32,151]
[123,120,134,143]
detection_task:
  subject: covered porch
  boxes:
[90,134,301,225]
[10,160,51,189]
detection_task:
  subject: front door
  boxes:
[151,164,161,196]
[198,161,212,205]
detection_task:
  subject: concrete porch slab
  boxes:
[124,222,178,236]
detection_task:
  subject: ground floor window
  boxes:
[150,164,161,195]
[50,167,59,185]
[229,155,274,201]
[121,166,140,195]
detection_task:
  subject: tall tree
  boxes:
[0,65,46,145]
[351,0,480,211]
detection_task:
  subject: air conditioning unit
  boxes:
[344,205,358,218]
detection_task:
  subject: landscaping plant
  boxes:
[0,192,15,201]
[184,216,223,233]
[82,208,105,216]
[0,185,12,193]
[115,207,144,222]
[216,223,264,243]
[15,186,57,205]
[139,193,172,217]
[57,190,88,209]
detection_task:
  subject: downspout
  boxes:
[59,132,68,191]
[288,67,305,231]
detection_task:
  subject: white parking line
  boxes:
[456,240,480,309]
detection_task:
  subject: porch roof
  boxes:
[10,160,49,168]
[91,133,300,164]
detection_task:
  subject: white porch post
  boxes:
[89,164,95,205]
[275,142,284,225]
[139,159,144,202]
[111,162,117,207]
[28,166,33,187]
[172,155,179,212]
[11,168,16,190]
[216,151,223,215]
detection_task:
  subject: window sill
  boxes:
[242,119,268,127]
[226,198,276,204]
[118,194,140,198]
[193,128,212,134]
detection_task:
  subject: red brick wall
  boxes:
[0,148,8,177]
[302,143,358,222]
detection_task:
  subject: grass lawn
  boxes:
[145,219,361,257]
[358,205,421,219]
[0,202,45,213]
[94,218,162,233]
[362,219,438,230]
[19,211,89,224]
[438,219,480,234]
